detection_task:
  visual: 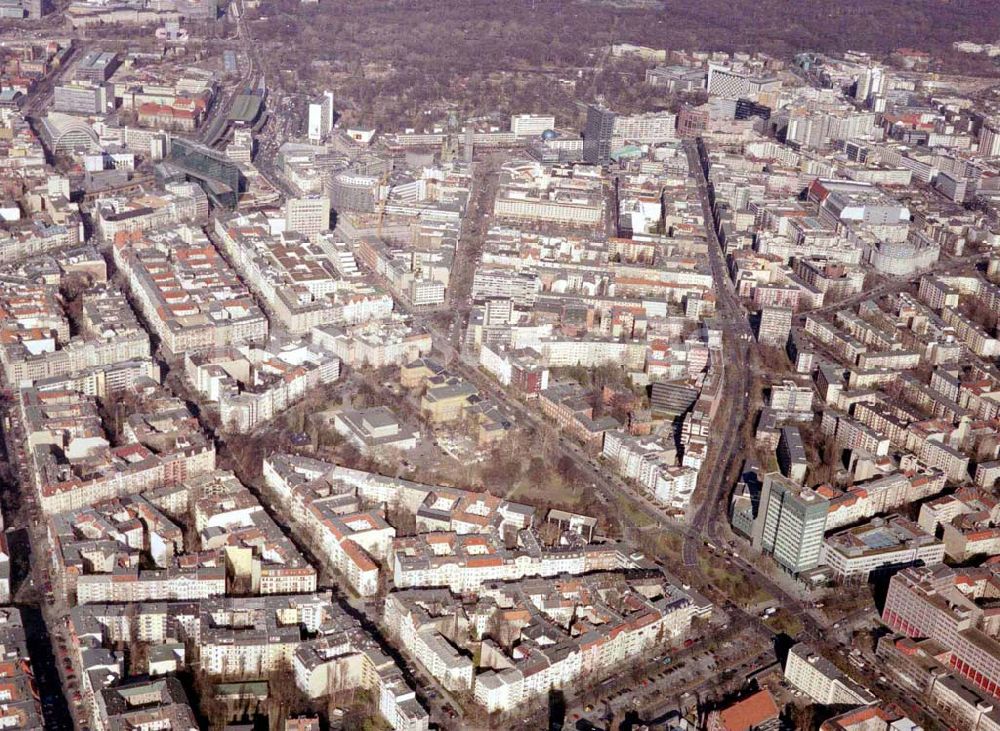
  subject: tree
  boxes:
[59,271,94,331]
[536,520,562,546]
[386,504,416,536]
[485,610,520,652]
[786,703,817,731]
[267,668,313,730]
[556,454,577,481]
[608,392,634,424]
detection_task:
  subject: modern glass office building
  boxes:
[167,139,242,208]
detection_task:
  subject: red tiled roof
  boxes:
[714,689,779,731]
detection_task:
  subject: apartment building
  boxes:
[112,225,267,357]
[919,275,962,311]
[1,283,150,390]
[265,456,548,593]
[303,507,393,596]
[31,358,157,399]
[95,183,207,240]
[75,594,426,730]
[263,455,535,537]
[312,319,431,367]
[0,610,45,727]
[793,258,865,299]
[602,430,699,509]
[824,470,945,530]
[0,201,83,266]
[784,643,876,705]
[976,461,1000,490]
[940,306,1000,357]
[493,160,604,228]
[877,634,1000,731]
[383,590,474,690]
[185,338,340,433]
[820,410,891,457]
[479,344,550,395]
[918,488,1000,561]
[52,467,317,601]
[354,236,451,308]
[294,635,429,731]
[76,567,226,605]
[536,336,647,370]
[20,386,216,514]
[215,213,394,334]
[392,530,638,593]
[386,573,706,715]
[190,470,318,595]
[804,316,869,364]
[0,530,10,604]
[196,595,329,676]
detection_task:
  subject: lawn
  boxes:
[698,554,773,606]
[508,478,584,509]
[612,492,655,528]
[765,609,805,638]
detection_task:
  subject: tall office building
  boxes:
[511,114,556,138]
[882,564,1000,699]
[167,139,243,209]
[583,104,616,165]
[225,124,254,165]
[285,196,330,236]
[706,64,781,99]
[752,473,829,573]
[307,91,335,143]
[854,66,886,104]
[464,126,474,163]
[756,306,793,346]
[74,51,119,83]
[175,0,217,19]
[53,83,110,115]
[611,112,677,144]
[328,171,379,213]
[483,297,513,327]
[979,120,1000,158]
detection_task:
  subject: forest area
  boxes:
[248,0,1000,129]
